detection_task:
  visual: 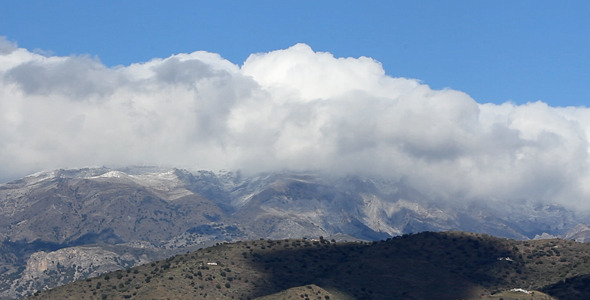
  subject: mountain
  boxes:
[1,167,588,298]
[563,224,590,243]
[28,232,590,300]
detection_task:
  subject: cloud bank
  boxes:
[1,37,589,210]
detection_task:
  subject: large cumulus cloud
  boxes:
[1,37,589,210]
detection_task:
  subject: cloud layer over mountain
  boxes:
[1,37,589,210]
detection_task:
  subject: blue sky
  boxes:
[2,1,590,209]
[1,0,588,107]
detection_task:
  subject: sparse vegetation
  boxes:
[27,232,590,299]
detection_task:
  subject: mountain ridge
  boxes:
[1,167,589,298]
[28,231,590,300]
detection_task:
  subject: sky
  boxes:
[1,1,590,210]
[1,1,588,106]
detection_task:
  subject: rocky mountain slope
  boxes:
[29,232,590,300]
[1,167,588,298]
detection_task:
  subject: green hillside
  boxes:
[28,231,590,299]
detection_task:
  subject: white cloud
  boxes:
[1,36,589,210]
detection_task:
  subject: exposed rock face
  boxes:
[563,224,590,242]
[0,167,588,298]
[6,246,152,299]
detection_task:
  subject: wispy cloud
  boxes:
[1,37,589,210]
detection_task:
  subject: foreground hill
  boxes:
[29,231,590,300]
[1,167,589,298]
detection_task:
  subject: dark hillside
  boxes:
[29,231,590,299]
[541,274,590,300]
